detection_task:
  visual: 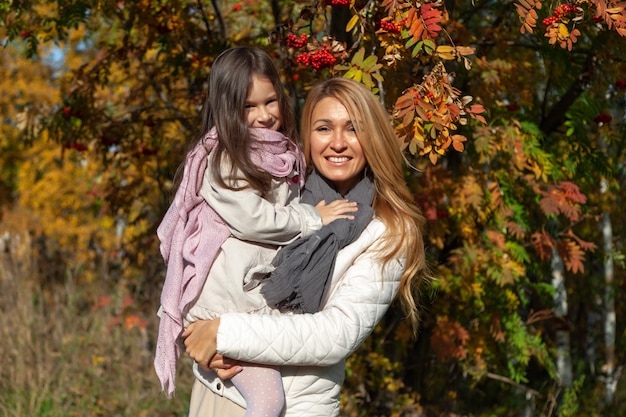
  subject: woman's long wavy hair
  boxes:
[300,78,430,332]
[178,46,298,193]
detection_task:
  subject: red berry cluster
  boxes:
[297,47,337,70]
[553,3,577,18]
[594,113,612,124]
[324,0,350,6]
[615,79,626,89]
[542,3,577,25]
[378,19,404,33]
[542,16,559,25]
[64,142,88,151]
[287,33,308,49]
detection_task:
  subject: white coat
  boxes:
[192,218,403,416]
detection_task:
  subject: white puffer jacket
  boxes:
[193,218,403,416]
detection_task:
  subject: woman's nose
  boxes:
[330,132,348,151]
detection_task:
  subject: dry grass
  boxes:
[0,228,193,417]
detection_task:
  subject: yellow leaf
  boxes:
[344,67,357,79]
[351,47,365,65]
[92,355,105,366]
[346,14,359,32]
[363,72,374,89]
[436,45,456,60]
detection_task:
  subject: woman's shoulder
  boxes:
[358,218,387,245]
[364,217,386,234]
[363,216,387,238]
[362,218,405,263]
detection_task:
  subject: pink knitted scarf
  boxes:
[154,127,305,396]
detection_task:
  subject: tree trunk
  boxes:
[552,247,572,388]
[599,188,618,404]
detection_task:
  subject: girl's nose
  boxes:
[257,106,273,123]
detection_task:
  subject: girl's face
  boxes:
[245,74,282,131]
[308,97,367,195]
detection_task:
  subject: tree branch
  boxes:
[539,31,610,135]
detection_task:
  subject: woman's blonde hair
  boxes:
[300,77,429,332]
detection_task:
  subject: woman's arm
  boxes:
[217,252,403,366]
[183,251,401,368]
[182,220,403,368]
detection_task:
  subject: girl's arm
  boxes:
[201,156,357,244]
[200,159,320,244]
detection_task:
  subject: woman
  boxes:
[183,77,429,416]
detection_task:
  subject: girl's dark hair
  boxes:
[181,46,297,194]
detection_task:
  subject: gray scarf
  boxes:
[260,169,375,313]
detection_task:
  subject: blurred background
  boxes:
[0,1,625,416]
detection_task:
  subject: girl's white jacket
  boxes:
[193,218,403,416]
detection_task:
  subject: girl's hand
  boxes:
[315,199,358,225]
[182,319,220,370]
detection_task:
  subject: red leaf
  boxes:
[430,317,470,361]
[531,229,553,260]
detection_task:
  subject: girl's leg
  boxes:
[230,364,285,417]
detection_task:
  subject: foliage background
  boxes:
[1,0,625,416]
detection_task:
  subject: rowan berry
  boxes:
[296,46,336,70]
[324,0,350,6]
[594,113,612,124]
[287,33,308,49]
[542,16,558,26]
[378,19,402,33]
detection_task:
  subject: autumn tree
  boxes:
[1,0,625,415]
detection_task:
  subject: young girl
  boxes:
[154,46,356,417]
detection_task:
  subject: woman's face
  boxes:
[308,97,367,195]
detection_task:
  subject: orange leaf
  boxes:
[452,134,466,151]
[93,295,112,310]
[531,229,553,261]
[125,314,148,331]
[558,239,586,274]
[430,317,470,361]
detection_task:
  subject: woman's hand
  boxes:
[182,319,220,370]
[182,319,243,379]
[208,353,243,379]
[315,199,358,225]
